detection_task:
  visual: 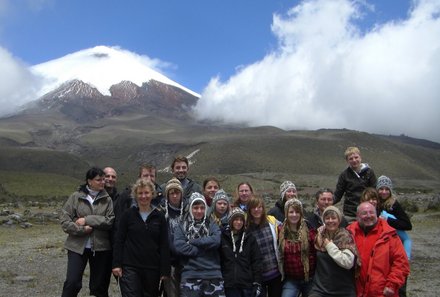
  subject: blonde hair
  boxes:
[344,146,360,160]
[131,178,156,198]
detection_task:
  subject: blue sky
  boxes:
[1,0,440,142]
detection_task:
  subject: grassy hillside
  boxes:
[0,111,439,201]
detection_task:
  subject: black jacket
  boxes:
[112,206,171,277]
[268,200,285,222]
[380,200,412,230]
[334,165,377,217]
[220,229,262,288]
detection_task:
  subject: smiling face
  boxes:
[378,187,392,201]
[284,188,298,201]
[250,204,263,222]
[347,152,362,171]
[317,191,333,213]
[103,167,117,189]
[323,211,340,232]
[357,202,378,227]
[172,161,188,180]
[238,184,252,204]
[204,180,219,199]
[88,175,105,191]
[287,205,301,227]
[136,186,153,209]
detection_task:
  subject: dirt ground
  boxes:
[0,202,438,297]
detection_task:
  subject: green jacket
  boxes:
[61,187,114,254]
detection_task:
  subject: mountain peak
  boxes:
[39,79,104,106]
[31,45,199,98]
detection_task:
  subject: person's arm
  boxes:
[60,194,90,236]
[189,223,221,250]
[112,209,129,273]
[249,234,263,284]
[173,224,199,256]
[385,201,412,231]
[324,240,355,269]
[158,215,171,278]
[333,172,346,205]
[84,196,115,230]
[384,234,410,294]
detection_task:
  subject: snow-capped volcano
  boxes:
[31,45,199,98]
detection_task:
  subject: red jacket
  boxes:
[347,218,409,297]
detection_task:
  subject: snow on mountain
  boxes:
[31,45,199,98]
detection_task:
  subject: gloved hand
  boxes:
[252,282,262,297]
[380,210,391,220]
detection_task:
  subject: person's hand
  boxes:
[75,217,86,226]
[252,282,262,297]
[84,225,93,233]
[317,225,325,234]
[380,211,391,220]
[112,267,122,277]
[323,237,331,247]
[383,286,394,296]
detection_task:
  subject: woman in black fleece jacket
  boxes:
[112,178,170,297]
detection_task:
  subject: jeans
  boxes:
[281,278,313,297]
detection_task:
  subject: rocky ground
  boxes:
[0,194,439,297]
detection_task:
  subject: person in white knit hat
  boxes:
[174,192,225,297]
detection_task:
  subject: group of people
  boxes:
[60,147,411,297]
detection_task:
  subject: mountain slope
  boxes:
[31,45,199,97]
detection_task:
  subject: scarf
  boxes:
[279,218,311,281]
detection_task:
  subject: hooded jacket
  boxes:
[60,185,114,254]
[347,218,410,297]
[173,193,222,281]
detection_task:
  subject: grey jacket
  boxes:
[61,187,114,254]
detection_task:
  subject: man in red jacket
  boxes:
[347,202,409,297]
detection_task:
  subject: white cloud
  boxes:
[0,47,43,116]
[194,0,440,143]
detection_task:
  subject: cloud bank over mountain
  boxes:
[194,0,440,142]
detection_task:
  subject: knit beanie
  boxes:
[376,175,393,192]
[228,207,246,225]
[212,189,231,206]
[165,177,183,196]
[322,205,342,222]
[284,198,304,219]
[188,192,207,221]
[280,180,297,200]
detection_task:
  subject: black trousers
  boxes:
[61,249,112,297]
[119,266,160,297]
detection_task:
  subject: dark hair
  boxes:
[203,177,220,189]
[85,167,105,181]
[138,163,157,178]
[171,155,189,169]
[314,188,334,201]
